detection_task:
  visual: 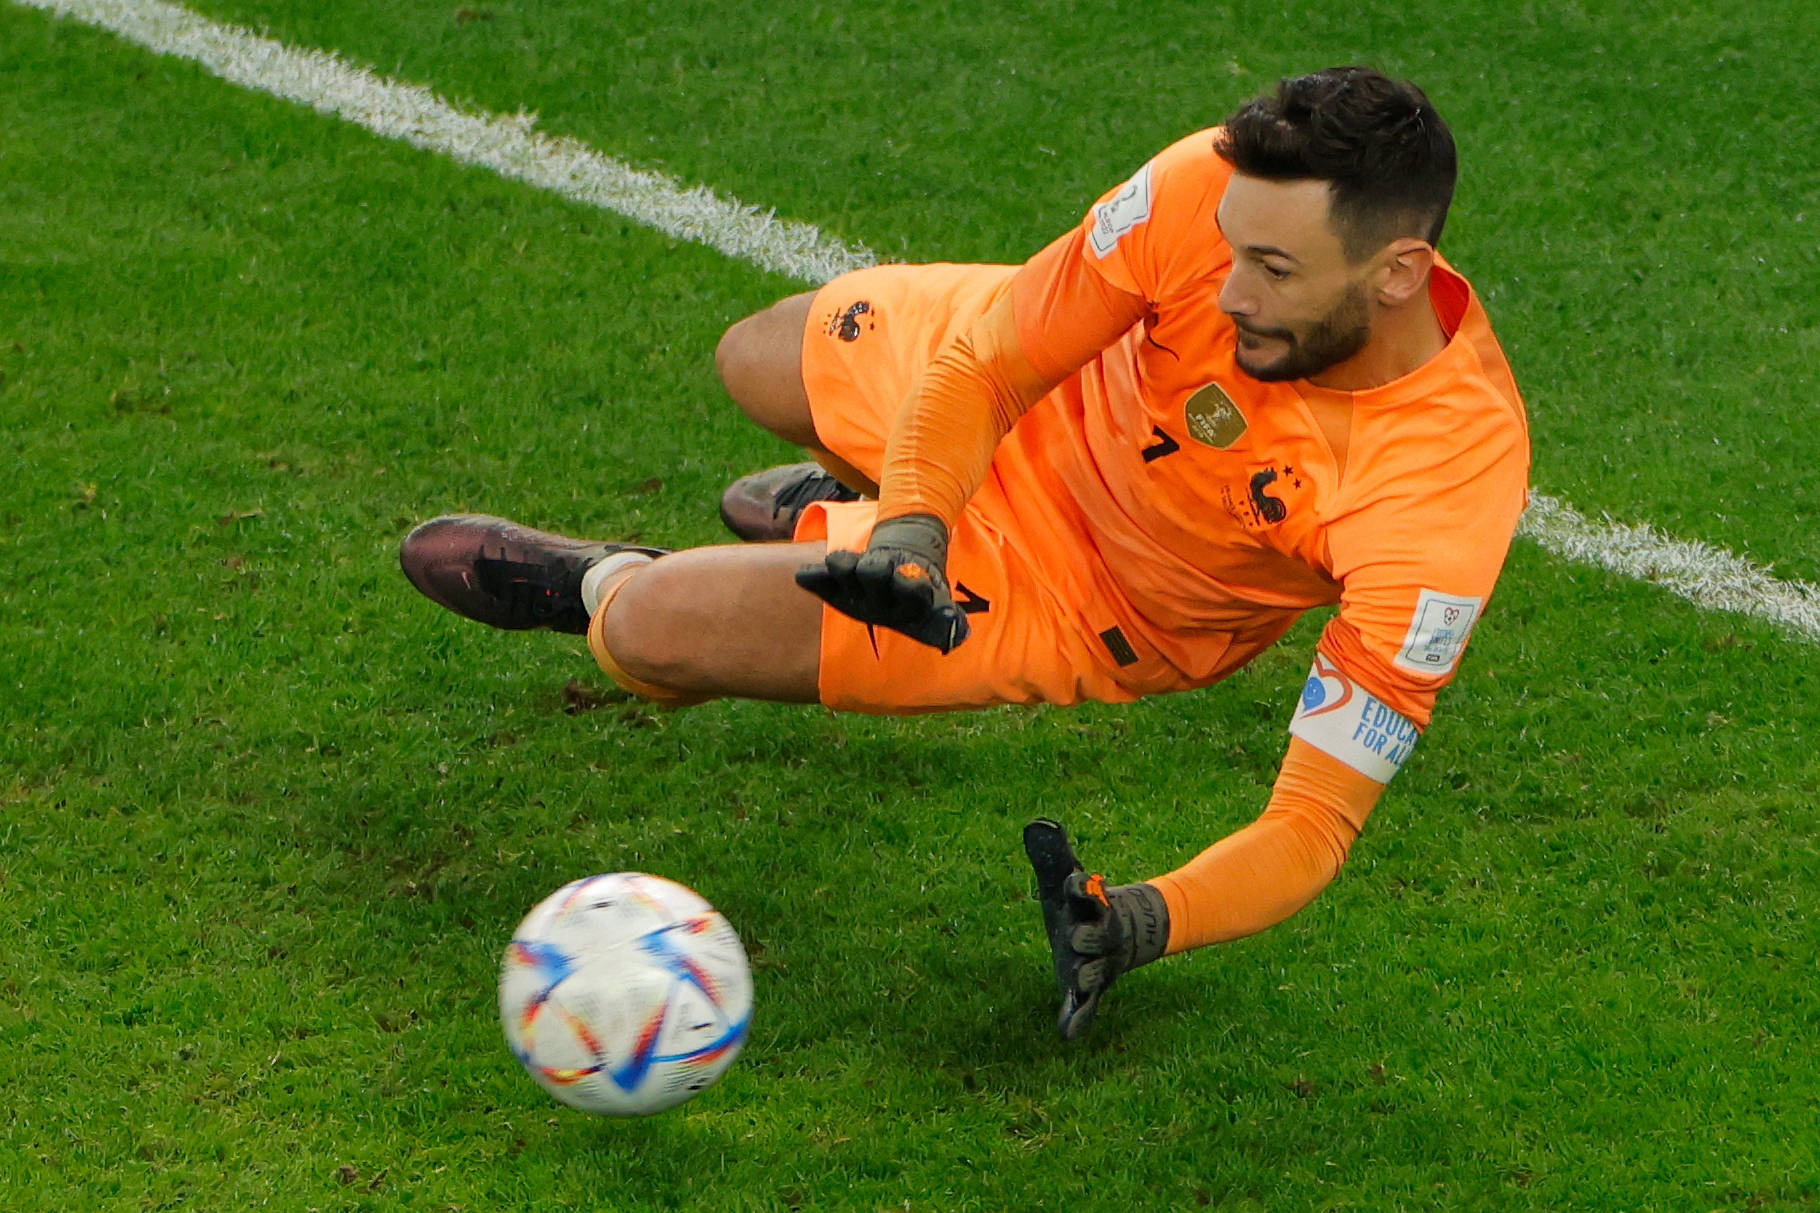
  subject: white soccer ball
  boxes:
[499,872,753,1116]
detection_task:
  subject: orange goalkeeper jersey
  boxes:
[973,129,1530,728]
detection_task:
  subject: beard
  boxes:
[1232,283,1372,382]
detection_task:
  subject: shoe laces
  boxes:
[475,550,578,625]
[772,468,859,518]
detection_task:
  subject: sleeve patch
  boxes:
[1394,589,1483,677]
[1288,653,1419,783]
[1087,162,1153,258]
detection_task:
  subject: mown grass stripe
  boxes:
[19,0,1818,647]
[17,0,875,284]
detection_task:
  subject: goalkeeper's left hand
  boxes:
[794,513,971,654]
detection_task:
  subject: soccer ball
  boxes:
[499,872,753,1116]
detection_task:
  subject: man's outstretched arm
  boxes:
[1149,735,1384,948]
[1031,652,1410,1040]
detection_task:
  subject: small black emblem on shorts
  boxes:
[826,301,874,342]
[1099,627,1139,667]
[955,582,991,615]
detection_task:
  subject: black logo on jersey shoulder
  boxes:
[826,301,875,342]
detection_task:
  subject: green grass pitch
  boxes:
[4,0,1819,1209]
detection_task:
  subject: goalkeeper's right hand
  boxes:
[1024,818,1170,1041]
[793,513,971,654]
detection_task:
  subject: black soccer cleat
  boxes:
[399,514,667,634]
[1024,818,1169,1042]
[718,462,862,542]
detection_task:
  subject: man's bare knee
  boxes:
[596,561,700,690]
[717,293,818,446]
[596,546,823,703]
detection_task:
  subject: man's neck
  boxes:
[1308,293,1449,392]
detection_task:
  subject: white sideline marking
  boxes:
[17,0,1820,645]
[1521,494,1820,643]
[16,0,874,285]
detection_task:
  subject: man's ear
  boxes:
[1373,239,1435,307]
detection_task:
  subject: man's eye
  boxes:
[1263,263,1291,281]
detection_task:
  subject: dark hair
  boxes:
[1216,67,1456,262]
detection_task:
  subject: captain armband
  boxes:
[1286,653,1420,784]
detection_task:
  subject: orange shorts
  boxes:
[798,262,1273,713]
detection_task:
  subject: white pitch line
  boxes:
[15,0,874,285]
[1519,494,1820,644]
[17,0,1820,645]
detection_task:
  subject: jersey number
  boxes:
[1141,426,1180,463]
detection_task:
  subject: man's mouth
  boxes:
[1234,320,1293,347]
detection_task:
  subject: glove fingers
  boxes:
[1069,922,1111,956]
[1075,957,1110,994]
[1024,819,1082,886]
[1058,988,1102,1042]
[914,603,970,654]
[852,550,913,617]
[797,550,868,615]
[796,539,971,655]
[905,609,965,654]
[796,549,859,591]
[793,561,838,601]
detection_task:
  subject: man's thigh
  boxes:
[800,262,1018,483]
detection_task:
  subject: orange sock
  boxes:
[1150,738,1383,952]
[584,567,710,708]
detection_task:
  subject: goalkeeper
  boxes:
[401,66,1530,1040]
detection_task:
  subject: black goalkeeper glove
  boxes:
[794,513,971,654]
[1024,818,1170,1041]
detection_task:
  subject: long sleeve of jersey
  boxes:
[1149,736,1384,949]
[873,228,1149,525]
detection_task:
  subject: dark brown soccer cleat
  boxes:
[399,514,667,634]
[718,462,861,542]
